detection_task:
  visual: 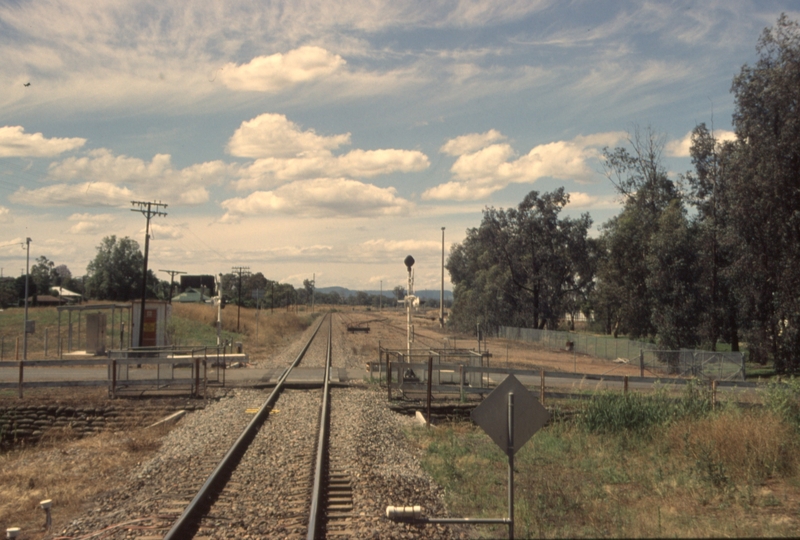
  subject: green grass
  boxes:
[166,314,240,348]
[405,386,800,538]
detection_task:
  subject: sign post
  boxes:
[507,391,514,539]
[471,375,550,539]
[387,374,549,538]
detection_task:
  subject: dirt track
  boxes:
[333,308,647,378]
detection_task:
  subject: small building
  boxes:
[50,287,83,304]
[171,287,211,303]
[31,294,68,306]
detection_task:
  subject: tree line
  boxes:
[0,234,406,312]
[446,16,800,372]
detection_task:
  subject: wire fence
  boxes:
[497,326,745,381]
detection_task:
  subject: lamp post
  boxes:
[22,238,31,360]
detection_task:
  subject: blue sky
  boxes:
[0,1,794,291]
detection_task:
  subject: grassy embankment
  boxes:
[0,305,315,536]
[407,380,800,538]
[0,302,317,362]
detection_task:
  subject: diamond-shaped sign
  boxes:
[471,374,549,455]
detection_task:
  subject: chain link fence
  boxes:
[497,326,745,381]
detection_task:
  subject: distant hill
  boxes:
[317,286,452,301]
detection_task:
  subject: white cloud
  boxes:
[220,178,413,221]
[666,129,737,157]
[219,46,345,92]
[0,126,85,158]
[149,223,184,240]
[67,212,114,234]
[0,206,11,223]
[444,0,550,27]
[230,114,429,190]
[10,182,134,208]
[360,238,441,254]
[23,149,236,207]
[228,113,350,159]
[440,130,506,156]
[423,131,626,201]
[566,192,621,210]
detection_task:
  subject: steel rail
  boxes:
[307,315,333,539]
[164,314,328,540]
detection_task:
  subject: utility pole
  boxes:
[441,226,445,328]
[311,272,315,313]
[131,200,167,348]
[159,269,186,304]
[231,266,249,332]
[23,238,31,360]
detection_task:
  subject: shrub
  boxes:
[761,377,800,429]
[669,410,797,485]
[580,381,712,435]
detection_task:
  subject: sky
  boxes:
[0,1,795,293]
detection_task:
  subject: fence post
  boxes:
[426,356,433,428]
[624,375,629,395]
[540,369,545,405]
[459,364,464,402]
[15,336,19,360]
[387,360,392,401]
[712,380,717,411]
[44,328,48,357]
[18,361,23,399]
[111,360,117,398]
[194,358,200,397]
[639,349,644,378]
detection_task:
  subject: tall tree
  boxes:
[595,128,677,339]
[30,255,55,299]
[683,123,740,351]
[645,200,701,349]
[727,15,800,370]
[85,236,152,301]
[447,188,595,332]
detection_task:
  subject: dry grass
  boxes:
[0,305,315,538]
[0,424,171,539]
[668,409,797,485]
[170,302,313,360]
[410,405,800,538]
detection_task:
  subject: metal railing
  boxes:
[497,326,745,381]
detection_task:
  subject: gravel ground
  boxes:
[53,313,464,539]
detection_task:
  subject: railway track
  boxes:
[154,313,336,539]
[56,312,460,540]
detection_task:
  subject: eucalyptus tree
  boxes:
[447,188,595,332]
[683,123,740,351]
[85,236,158,301]
[726,14,800,370]
[594,128,679,340]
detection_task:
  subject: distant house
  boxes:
[31,294,67,306]
[172,287,211,303]
[50,287,83,304]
